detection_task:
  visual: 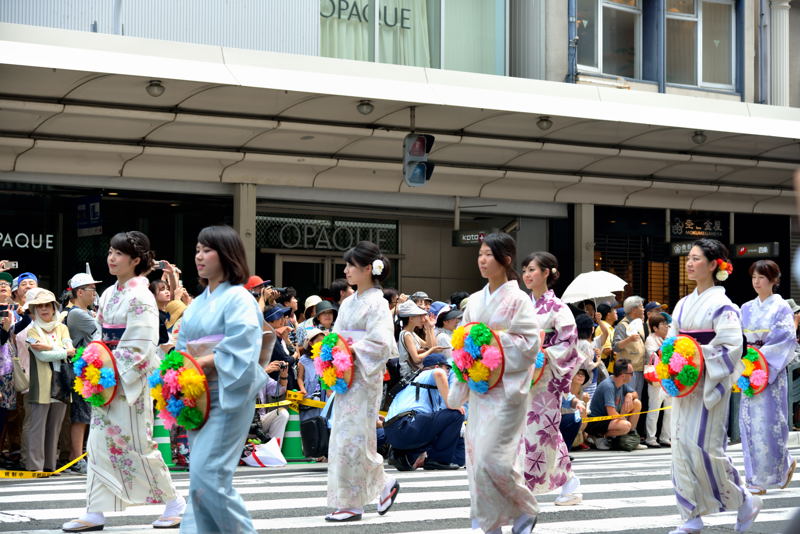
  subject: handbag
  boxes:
[12,355,29,392]
[643,353,659,383]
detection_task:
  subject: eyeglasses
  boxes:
[0,282,10,288]
[622,372,634,375]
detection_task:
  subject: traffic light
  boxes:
[403,134,435,187]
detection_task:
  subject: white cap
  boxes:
[68,273,102,290]
[304,295,322,312]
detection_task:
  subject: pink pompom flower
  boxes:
[749,369,767,388]
[452,348,473,370]
[161,369,180,398]
[669,353,687,374]
[331,347,352,374]
[313,356,325,376]
[158,409,177,430]
[480,345,502,370]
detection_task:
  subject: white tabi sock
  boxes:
[560,474,580,496]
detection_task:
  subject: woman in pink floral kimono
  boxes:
[63,232,184,533]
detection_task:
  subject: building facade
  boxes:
[0,0,798,304]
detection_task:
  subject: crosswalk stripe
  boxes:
[1,447,797,533]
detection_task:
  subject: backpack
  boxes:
[380,368,438,412]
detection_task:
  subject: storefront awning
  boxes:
[0,22,798,214]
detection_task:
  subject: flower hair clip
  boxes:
[715,258,733,281]
[372,259,384,275]
[551,267,558,274]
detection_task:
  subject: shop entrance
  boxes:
[274,254,346,302]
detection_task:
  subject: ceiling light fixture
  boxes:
[691,130,707,145]
[108,191,119,196]
[356,99,374,115]
[536,116,553,131]
[146,80,165,97]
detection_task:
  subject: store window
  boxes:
[666,0,734,88]
[320,0,505,75]
[577,0,641,78]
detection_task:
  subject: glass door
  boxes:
[275,255,327,303]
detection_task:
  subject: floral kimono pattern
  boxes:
[327,287,399,509]
[448,281,541,532]
[85,276,175,512]
[523,289,580,494]
[740,294,796,489]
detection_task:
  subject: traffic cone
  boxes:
[153,411,174,468]
[281,406,305,461]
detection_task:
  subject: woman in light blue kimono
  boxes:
[177,226,266,534]
[740,260,797,495]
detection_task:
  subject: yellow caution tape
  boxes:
[0,452,87,479]
[582,405,672,423]
[257,390,388,417]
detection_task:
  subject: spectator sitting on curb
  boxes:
[585,358,646,451]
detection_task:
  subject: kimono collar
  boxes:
[532,289,554,306]
[754,293,779,307]
[482,280,515,306]
[354,286,380,300]
[206,280,231,296]
[116,276,147,292]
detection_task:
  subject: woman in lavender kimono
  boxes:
[63,232,184,533]
[176,226,266,534]
[666,239,758,534]
[740,260,796,495]
[520,252,582,505]
[448,233,541,534]
[325,241,400,522]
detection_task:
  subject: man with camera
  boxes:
[253,359,290,447]
[264,304,298,391]
[383,353,465,471]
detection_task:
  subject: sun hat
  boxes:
[436,308,463,327]
[314,300,338,319]
[0,272,12,285]
[244,275,267,291]
[422,353,450,368]
[165,300,188,330]
[264,305,291,323]
[429,301,449,318]
[786,298,800,314]
[409,291,432,303]
[68,273,102,290]
[23,288,56,311]
[303,327,325,349]
[304,295,322,314]
[397,300,427,318]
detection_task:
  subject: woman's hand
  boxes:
[195,354,217,378]
[1,313,12,332]
[264,361,282,374]
[66,347,76,357]
[30,342,52,352]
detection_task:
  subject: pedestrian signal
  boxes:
[403,134,435,187]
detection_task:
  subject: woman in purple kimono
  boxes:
[521,252,582,505]
[740,260,796,495]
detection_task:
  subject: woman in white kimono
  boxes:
[740,260,796,495]
[63,231,184,533]
[174,225,266,534]
[448,233,541,534]
[666,239,759,534]
[325,241,400,522]
[520,251,583,505]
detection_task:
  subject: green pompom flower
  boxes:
[177,407,204,429]
[451,364,466,383]
[161,351,185,371]
[743,386,755,397]
[322,332,339,348]
[469,323,493,347]
[744,348,759,363]
[71,346,85,364]
[319,377,331,390]
[661,345,674,365]
[86,393,106,407]
[675,364,699,387]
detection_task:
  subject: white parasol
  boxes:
[560,270,628,304]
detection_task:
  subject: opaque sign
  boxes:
[0,232,54,250]
[258,215,398,254]
[320,1,412,29]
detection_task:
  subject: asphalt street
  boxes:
[1,446,798,534]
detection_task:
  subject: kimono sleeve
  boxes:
[114,295,159,404]
[349,298,398,380]
[700,304,743,409]
[544,305,580,381]
[757,303,797,382]
[214,289,264,411]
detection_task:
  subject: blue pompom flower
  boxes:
[331,378,348,394]
[99,367,116,388]
[148,370,163,388]
[167,397,185,418]
[737,375,750,391]
[73,357,87,376]
[320,345,333,362]
[464,336,482,358]
[468,379,489,394]
[535,352,545,368]
[661,378,679,396]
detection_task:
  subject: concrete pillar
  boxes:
[510,0,546,80]
[574,203,594,275]
[233,183,257,274]
[769,0,791,106]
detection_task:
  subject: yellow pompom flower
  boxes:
[178,368,206,399]
[656,362,671,380]
[469,361,490,382]
[742,358,754,376]
[151,384,166,411]
[322,366,338,387]
[451,327,467,350]
[311,341,322,359]
[73,377,85,395]
[84,365,101,385]
[674,338,695,357]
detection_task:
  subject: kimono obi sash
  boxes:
[101,324,126,348]
[541,328,556,349]
[185,334,223,360]
[679,329,715,345]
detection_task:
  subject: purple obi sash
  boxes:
[542,328,556,349]
[679,329,715,345]
[102,324,126,348]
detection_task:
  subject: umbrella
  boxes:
[560,270,628,304]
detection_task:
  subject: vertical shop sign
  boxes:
[77,196,102,237]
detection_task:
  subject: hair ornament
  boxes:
[372,259,384,275]
[715,258,733,281]
[551,268,557,274]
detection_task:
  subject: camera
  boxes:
[280,362,288,370]
[0,304,8,318]
[266,286,287,295]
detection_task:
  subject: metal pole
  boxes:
[454,196,460,231]
[567,0,577,83]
